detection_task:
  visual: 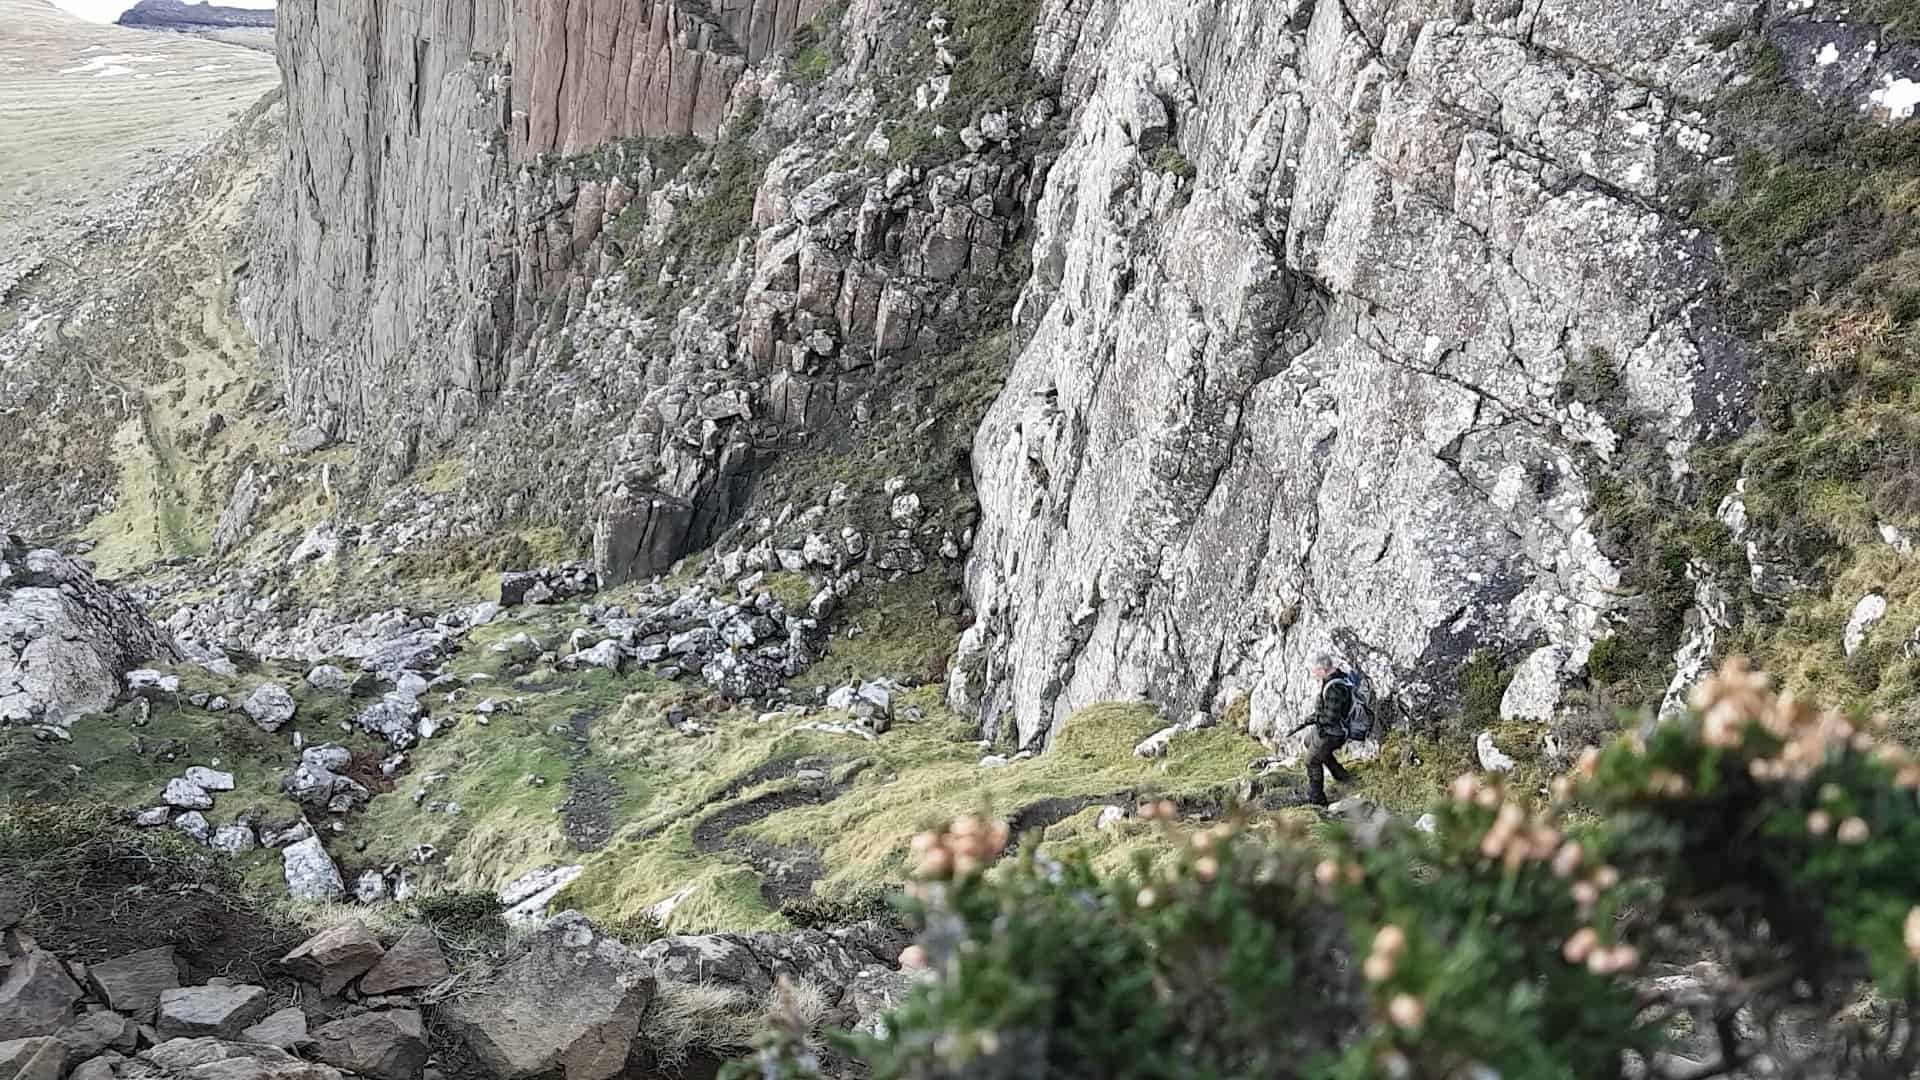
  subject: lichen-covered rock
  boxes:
[0,536,179,729]
[241,684,295,733]
[161,780,212,811]
[354,698,420,749]
[280,838,345,903]
[437,913,653,1080]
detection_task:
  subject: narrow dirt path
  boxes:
[689,779,851,907]
[558,706,617,852]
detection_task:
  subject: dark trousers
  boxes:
[1306,728,1352,803]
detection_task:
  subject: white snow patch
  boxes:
[1870,76,1920,121]
[59,53,164,77]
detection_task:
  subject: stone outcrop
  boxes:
[954,0,1757,749]
[1,536,179,731]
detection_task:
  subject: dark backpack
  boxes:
[1327,673,1375,741]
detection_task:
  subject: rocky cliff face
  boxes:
[950,0,1764,748]
[248,0,1920,751]
[245,0,830,474]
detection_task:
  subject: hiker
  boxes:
[1287,652,1360,807]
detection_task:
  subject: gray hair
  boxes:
[1309,651,1339,672]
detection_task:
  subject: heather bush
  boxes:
[732,660,1920,1078]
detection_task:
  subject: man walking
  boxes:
[1288,652,1355,806]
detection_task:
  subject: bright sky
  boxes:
[49,0,274,21]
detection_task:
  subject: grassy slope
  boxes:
[0,0,278,274]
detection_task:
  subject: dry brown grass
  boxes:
[0,0,277,279]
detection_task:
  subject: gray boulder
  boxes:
[210,825,257,854]
[562,640,624,673]
[304,666,352,693]
[210,466,265,557]
[0,1036,66,1080]
[242,685,296,733]
[280,838,345,902]
[636,923,902,1004]
[438,912,654,1080]
[53,1010,136,1057]
[354,698,419,749]
[357,929,449,995]
[161,780,212,811]
[279,926,384,997]
[0,537,179,730]
[125,671,179,696]
[85,947,177,1021]
[0,949,82,1040]
[310,1010,426,1080]
[71,1051,120,1080]
[170,813,210,845]
[155,985,270,1039]
[239,1008,311,1051]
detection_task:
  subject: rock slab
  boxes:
[437,912,654,1080]
[279,926,384,997]
[0,950,82,1041]
[310,1010,427,1080]
[85,947,178,1021]
[125,1037,343,1080]
[0,1036,66,1080]
[239,1008,310,1051]
[356,929,448,995]
[155,985,270,1039]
